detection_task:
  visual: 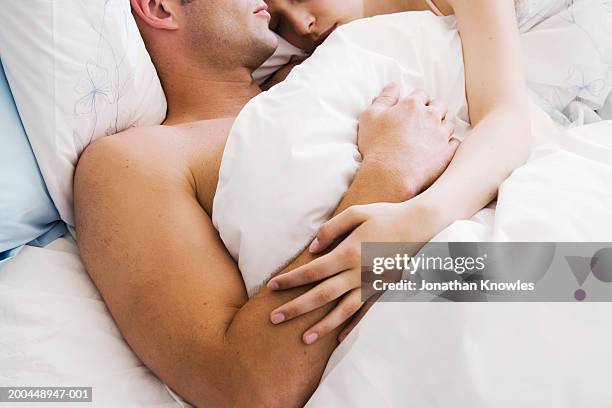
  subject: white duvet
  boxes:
[307,119,612,407]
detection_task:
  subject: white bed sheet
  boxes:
[0,237,185,408]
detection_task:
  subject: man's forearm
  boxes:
[223,158,414,407]
[337,157,417,211]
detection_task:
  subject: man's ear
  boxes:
[130,0,180,30]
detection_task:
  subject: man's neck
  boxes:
[159,63,260,125]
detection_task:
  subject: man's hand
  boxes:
[265,84,460,343]
[357,83,460,197]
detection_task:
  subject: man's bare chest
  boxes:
[179,118,235,215]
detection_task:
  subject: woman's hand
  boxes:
[266,83,459,345]
[357,83,460,197]
[268,200,438,345]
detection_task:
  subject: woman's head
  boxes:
[266,0,364,52]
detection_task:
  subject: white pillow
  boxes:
[213,12,470,296]
[0,0,167,228]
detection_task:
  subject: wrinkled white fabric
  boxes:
[215,12,469,296]
[306,119,612,407]
[214,6,612,296]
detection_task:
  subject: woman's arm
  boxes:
[267,0,533,341]
[421,0,531,229]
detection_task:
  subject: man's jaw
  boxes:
[250,1,278,63]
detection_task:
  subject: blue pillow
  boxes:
[0,58,65,265]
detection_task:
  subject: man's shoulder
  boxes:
[75,125,193,199]
[80,125,182,168]
[74,119,233,214]
[79,118,233,172]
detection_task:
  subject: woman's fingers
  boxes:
[269,272,358,325]
[338,299,376,343]
[309,206,368,254]
[303,288,363,345]
[267,251,347,290]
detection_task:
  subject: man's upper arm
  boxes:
[74,128,415,407]
[74,131,248,406]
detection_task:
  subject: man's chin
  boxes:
[262,29,279,53]
[252,30,279,63]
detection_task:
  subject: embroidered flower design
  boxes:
[74,61,114,116]
[566,65,606,99]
